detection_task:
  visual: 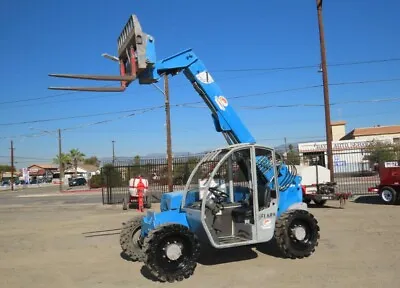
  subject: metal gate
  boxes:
[100,155,203,205]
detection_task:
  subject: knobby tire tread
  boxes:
[142,223,201,283]
[120,215,144,261]
[274,209,320,259]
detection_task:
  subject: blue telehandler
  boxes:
[48,14,321,283]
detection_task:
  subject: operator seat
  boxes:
[231,184,271,223]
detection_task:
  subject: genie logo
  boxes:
[215,96,228,111]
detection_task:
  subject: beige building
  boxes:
[297,122,400,173]
[341,124,400,143]
[331,120,347,141]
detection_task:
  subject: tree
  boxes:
[84,156,100,167]
[286,144,300,165]
[53,153,72,172]
[173,157,199,184]
[0,165,15,181]
[68,148,86,177]
[0,165,13,173]
[133,155,141,166]
[363,140,400,168]
[102,163,123,187]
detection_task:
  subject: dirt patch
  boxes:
[0,200,399,287]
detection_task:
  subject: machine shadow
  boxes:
[353,195,393,205]
[307,203,343,209]
[120,251,133,262]
[197,241,285,265]
[82,228,122,238]
[138,242,285,283]
[197,245,258,265]
[254,241,287,259]
[140,266,160,282]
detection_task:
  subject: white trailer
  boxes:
[295,165,349,207]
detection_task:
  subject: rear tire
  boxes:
[120,216,144,261]
[313,199,327,206]
[145,195,152,208]
[380,186,397,205]
[143,224,200,283]
[122,195,129,210]
[274,209,320,259]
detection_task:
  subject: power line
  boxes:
[1,91,399,128]
[0,84,115,105]
[0,75,399,137]
[211,57,400,72]
[0,106,164,126]
[0,92,125,109]
[2,57,400,106]
[1,94,397,127]
[0,102,396,142]
[0,107,161,140]
[175,96,400,110]
[0,156,52,160]
[0,95,397,141]
[177,77,400,106]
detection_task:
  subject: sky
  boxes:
[0,0,399,168]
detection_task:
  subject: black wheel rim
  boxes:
[288,219,316,250]
[131,228,141,248]
[155,235,191,273]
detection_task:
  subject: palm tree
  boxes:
[68,149,86,177]
[53,153,72,180]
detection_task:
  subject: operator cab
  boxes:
[182,143,280,248]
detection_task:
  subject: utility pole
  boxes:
[58,129,63,192]
[316,0,334,182]
[112,140,116,165]
[10,140,14,191]
[284,137,288,152]
[284,137,288,161]
[164,74,173,192]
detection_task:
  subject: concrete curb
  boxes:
[61,188,102,194]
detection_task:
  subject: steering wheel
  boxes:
[208,186,229,201]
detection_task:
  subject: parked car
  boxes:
[68,177,87,187]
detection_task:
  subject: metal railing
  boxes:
[100,154,204,204]
[99,147,399,204]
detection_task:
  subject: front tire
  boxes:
[142,224,200,283]
[380,186,397,205]
[274,209,320,259]
[120,216,144,261]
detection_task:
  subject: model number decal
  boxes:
[258,212,276,220]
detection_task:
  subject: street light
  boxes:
[101,53,120,62]
[112,140,116,165]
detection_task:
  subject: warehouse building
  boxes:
[297,122,400,173]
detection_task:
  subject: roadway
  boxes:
[0,185,103,207]
[0,176,376,208]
